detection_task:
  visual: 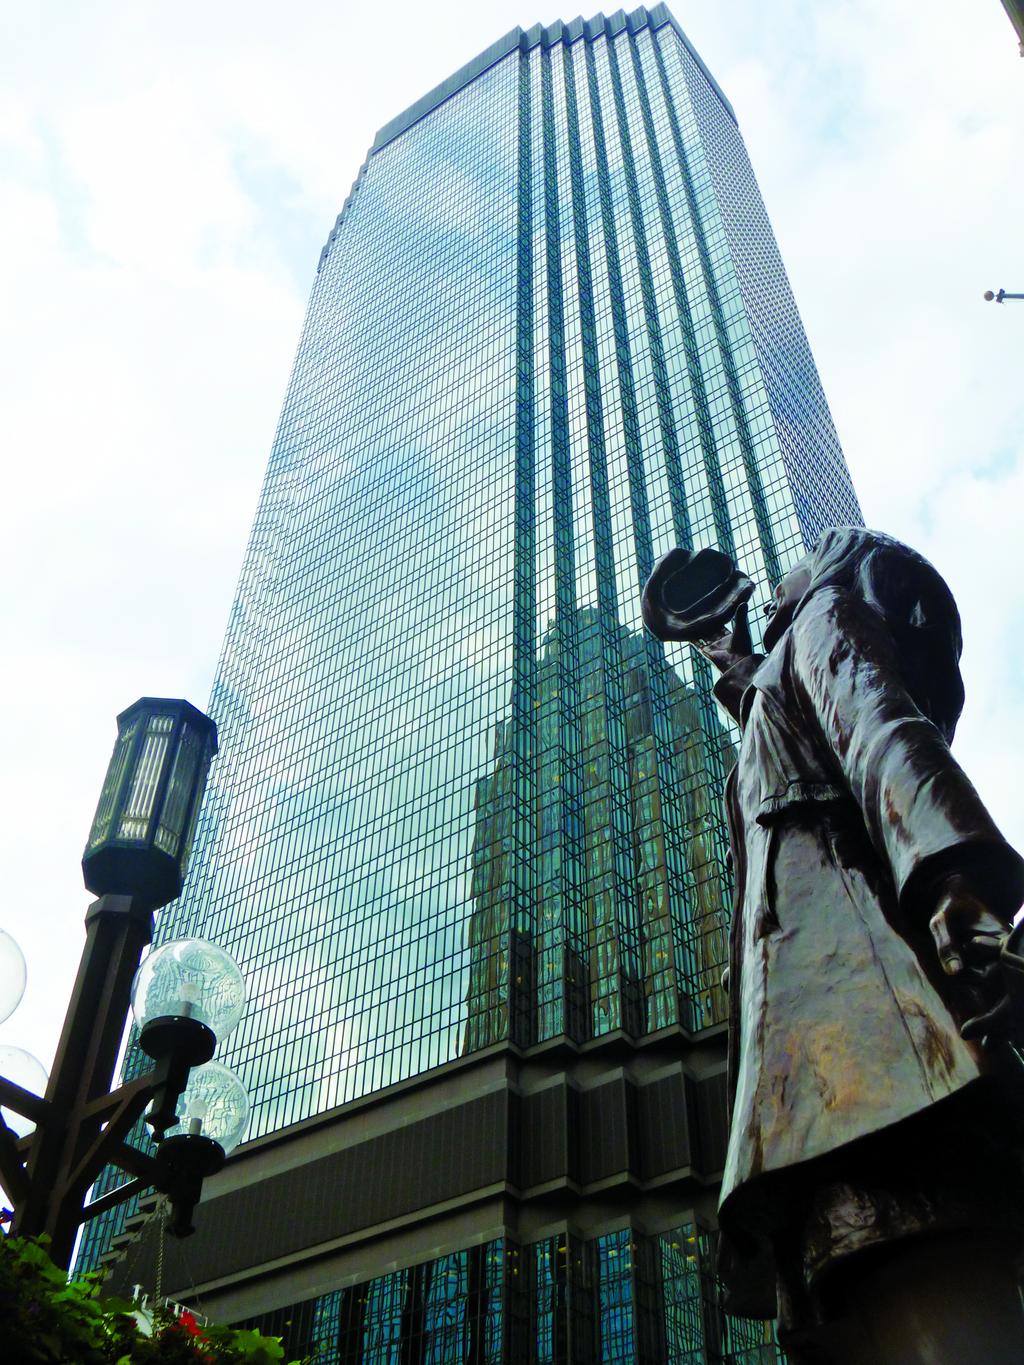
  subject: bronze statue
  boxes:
[643,528,1024,1364]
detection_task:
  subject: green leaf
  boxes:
[102,1295,140,1316]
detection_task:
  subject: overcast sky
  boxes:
[1,0,1022,1084]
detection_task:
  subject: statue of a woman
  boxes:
[644,527,1024,1363]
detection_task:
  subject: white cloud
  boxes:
[688,0,1024,850]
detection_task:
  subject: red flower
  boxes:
[159,1309,214,1359]
[177,1310,204,1338]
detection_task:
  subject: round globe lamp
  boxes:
[132,938,246,1067]
[153,1060,250,1237]
[0,930,27,1027]
[0,1046,49,1138]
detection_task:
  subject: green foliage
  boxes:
[0,1235,301,1364]
[0,1232,131,1363]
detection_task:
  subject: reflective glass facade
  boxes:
[137,2,856,1138]
[242,1224,780,1365]
[80,7,860,1357]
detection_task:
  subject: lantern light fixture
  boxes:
[81,699,218,912]
[0,694,248,1270]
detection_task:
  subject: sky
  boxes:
[0,0,1022,1085]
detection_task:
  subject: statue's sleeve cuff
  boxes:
[902,844,1024,929]
[713,655,764,724]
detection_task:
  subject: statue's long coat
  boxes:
[716,584,1024,1314]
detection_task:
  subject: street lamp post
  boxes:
[984,289,1024,302]
[0,698,249,1270]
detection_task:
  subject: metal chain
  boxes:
[154,1195,168,1306]
[105,1191,208,1326]
[180,1240,209,1325]
[104,1196,162,1296]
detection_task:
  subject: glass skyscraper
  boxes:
[84,7,861,1361]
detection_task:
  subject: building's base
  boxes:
[100,1026,783,1361]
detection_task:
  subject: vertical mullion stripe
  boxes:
[509,45,538,1048]
[586,38,684,556]
[541,43,588,1043]
[542,46,576,626]
[562,45,616,624]
[606,29,730,1031]
[614,27,744,814]
[563,38,644,1036]
[606,31,728,564]
[642,30,782,586]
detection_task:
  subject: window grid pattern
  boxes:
[239,1225,785,1364]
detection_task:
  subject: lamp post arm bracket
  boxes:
[109,1139,159,1182]
[80,1067,166,1125]
[0,1075,51,1125]
[66,1080,162,1201]
[80,1175,150,1223]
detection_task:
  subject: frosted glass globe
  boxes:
[0,1045,48,1138]
[0,929,26,1026]
[162,1059,250,1155]
[131,938,245,1042]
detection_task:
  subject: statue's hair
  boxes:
[794,526,965,743]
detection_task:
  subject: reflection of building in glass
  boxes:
[235,1225,780,1363]
[81,6,861,1358]
[464,606,734,1055]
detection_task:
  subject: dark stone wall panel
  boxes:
[579,1078,629,1184]
[693,1069,729,1175]
[518,1083,568,1188]
[175,1089,509,1286]
[636,1071,691,1179]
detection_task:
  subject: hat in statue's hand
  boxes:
[642,547,754,642]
